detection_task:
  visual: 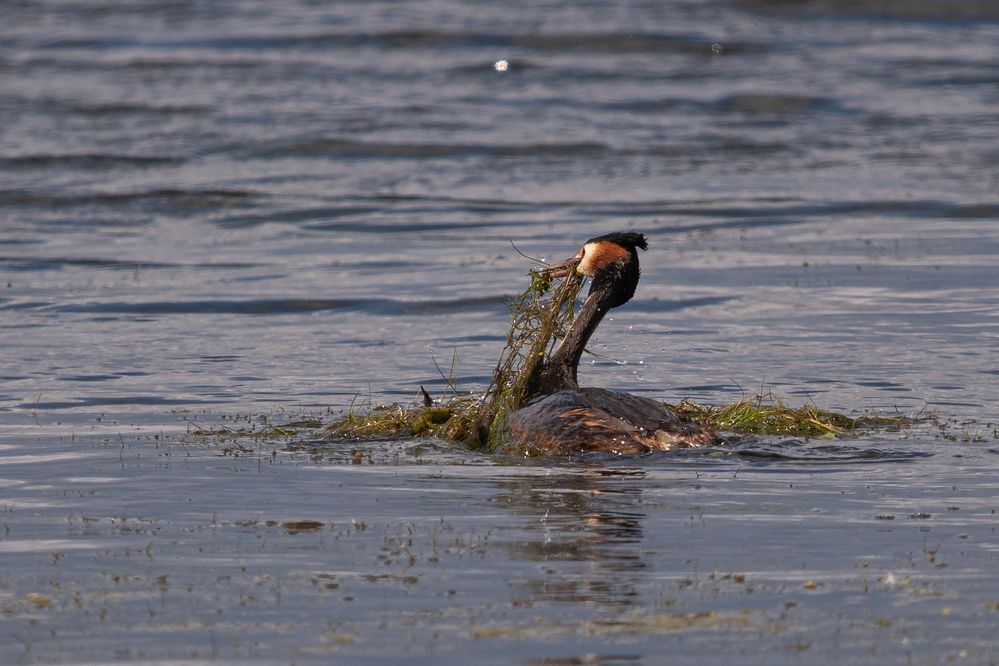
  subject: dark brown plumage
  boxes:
[502,232,720,457]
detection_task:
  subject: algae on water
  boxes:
[672,392,906,439]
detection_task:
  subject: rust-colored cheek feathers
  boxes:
[577,240,631,277]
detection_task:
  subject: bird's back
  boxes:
[503,388,720,457]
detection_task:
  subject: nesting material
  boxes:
[329,269,582,448]
[326,271,904,448]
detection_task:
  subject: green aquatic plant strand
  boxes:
[472,270,583,448]
[327,269,582,447]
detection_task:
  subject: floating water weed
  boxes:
[672,392,906,439]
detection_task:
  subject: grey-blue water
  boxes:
[2,1,998,663]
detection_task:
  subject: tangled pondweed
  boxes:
[328,268,582,448]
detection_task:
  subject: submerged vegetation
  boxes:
[325,267,906,449]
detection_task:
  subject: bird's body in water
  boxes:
[503,232,720,457]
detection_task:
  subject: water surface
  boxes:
[1,0,998,662]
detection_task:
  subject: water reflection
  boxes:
[496,468,651,606]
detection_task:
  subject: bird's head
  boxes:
[544,232,648,309]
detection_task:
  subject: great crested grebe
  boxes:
[503,232,721,456]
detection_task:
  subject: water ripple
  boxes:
[247,137,610,160]
[47,295,514,316]
[0,188,257,209]
[0,154,184,169]
[658,440,934,464]
[35,31,767,55]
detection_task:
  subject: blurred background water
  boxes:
[1,1,998,663]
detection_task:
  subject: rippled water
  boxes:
[2,1,998,663]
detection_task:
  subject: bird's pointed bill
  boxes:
[543,255,582,279]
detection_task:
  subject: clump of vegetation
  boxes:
[471,269,583,447]
[672,392,906,439]
[327,403,464,440]
[328,268,582,448]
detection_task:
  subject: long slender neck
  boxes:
[549,291,608,380]
[527,289,610,397]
